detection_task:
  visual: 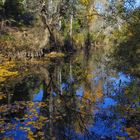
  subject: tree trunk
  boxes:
[70,14,73,37]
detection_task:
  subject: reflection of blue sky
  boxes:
[4,119,37,140]
[101,97,117,109]
[5,129,28,140]
[62,83,84,97]
[1,70,135,139]
[92,72,132,96]
[2,102,40,139]
[89,72,131,139]
[33,89,43,102]
[76,86,84,96]
[61,71,132,139]
[104,73,131,95]
[90,95,127,138]
[90,115,127,138]
[62,83,68,89]
[1,90,43,139]
[65,71,131,139]
[109,72,131,87]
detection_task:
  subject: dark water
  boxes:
[0,50,140,140]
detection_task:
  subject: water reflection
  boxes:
[33,89,44,102]
[0,50,140,140]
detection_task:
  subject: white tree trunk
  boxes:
[70,14,73,37]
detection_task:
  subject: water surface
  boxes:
[0,50,140,140]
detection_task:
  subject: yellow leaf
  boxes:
[28,135,35,140]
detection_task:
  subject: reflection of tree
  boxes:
[38,53,95,139]
[1,51,97,139]
[42,94,94,139]
[11,75,42,102]
[115,78,140,131]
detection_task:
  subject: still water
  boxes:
[0,50,140,140]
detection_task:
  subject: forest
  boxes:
[0,0,140,140]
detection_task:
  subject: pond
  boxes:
[0,50,140,140]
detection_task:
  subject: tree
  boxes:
[111,7,140,77]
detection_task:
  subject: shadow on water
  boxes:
[0,49,140,140]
